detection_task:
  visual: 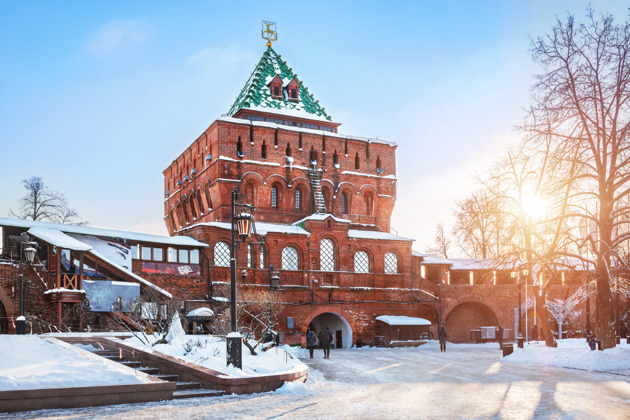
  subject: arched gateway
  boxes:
[445,302,499,343]
[306,311,353,349]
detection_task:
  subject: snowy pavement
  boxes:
[2,341,630,419]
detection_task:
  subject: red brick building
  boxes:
[162,46,439,347]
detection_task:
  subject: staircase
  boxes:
[309,166,327,214]
[93,349,225,399]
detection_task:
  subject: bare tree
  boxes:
[453,190,509,259]
[112,287,182,346]
[9,177,87,225]
[426,223,451,259]
[524,8,630,348]
[237,288,284,355]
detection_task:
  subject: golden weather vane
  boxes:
[261,21,277,47]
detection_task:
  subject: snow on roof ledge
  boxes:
[178,221,310,236]
[375,315,432,326]
[0,217,207,248]
[413,251,451,265]
[292,214,351,226]
[28,227,92,252]
[348,230,414,242]
[186,307,214,317]
[215,116,397,147]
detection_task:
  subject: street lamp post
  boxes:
[16,232,38,335]
[226,187,264,369]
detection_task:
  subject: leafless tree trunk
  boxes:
[524,8,630,348]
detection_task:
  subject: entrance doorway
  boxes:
[308,312,353,349]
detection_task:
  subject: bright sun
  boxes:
[522,194,548,220]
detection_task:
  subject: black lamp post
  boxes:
[226,187,264,369]
[17,232,38,335]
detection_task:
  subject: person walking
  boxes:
[532,323,540,341]
[438,326,448,352]
[497,325,504,350]
[306,328,318,359]
[319,326,333,359]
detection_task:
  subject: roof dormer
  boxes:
[286,77,300,102]
[268,74,283,99]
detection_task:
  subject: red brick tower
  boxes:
[163,46,397,234]
[162,44,435,348]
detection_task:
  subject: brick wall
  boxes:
[163,119,397,234]
[0,263,50,334]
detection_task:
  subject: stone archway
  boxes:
[445,302,499,343]
[307,312,353,349]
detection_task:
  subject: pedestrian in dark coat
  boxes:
[532,324,540,341]
[319,326,333,359]
[497,326,504,350]
[438,326,448,352]
[306,328,318,359]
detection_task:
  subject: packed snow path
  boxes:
[3,341,629,419]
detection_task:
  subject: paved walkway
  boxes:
[3,342,629,419]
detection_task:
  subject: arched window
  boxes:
[310,147,317,164]
[286,142,292,157]
[196,189,204,216]
[365,192,374,216]
[237,136,244,157]
[295,188,302,210]
[282,246,299,271]
[384,252,398,274]
[341,192,349,214]
[354,251,370,273]
[245,183,255,205]
[205,182,213,210]
[189,193,197,220]
[320,239,335,271]
[298,133,303,149]
[355,152,360,170]
[271,186,278,208]
[261,140,267,159]
[214,242,230,267]
[322,187,331,213]
[376,155,383,173]
[333,149,339,167]
[365,142,370,158]
[247,245,253,269]
[181,199,190,225]
[259,246,265,269]
[344,139,348,155]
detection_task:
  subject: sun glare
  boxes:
[522,194,548,220]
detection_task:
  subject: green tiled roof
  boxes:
[227,47,333,121]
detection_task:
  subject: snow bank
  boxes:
[120,335,306,378]
[503,339,630,371]
[0,336,146,391]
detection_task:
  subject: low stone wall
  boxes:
[0,381,175,413]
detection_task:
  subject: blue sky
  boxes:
[0,0,627,253]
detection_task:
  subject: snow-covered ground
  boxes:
[504,338,630,372]
[2,339,629,418]
[0,336,147,391]
[0,327,303,392]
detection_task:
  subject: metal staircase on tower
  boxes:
[309,165,327,214]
